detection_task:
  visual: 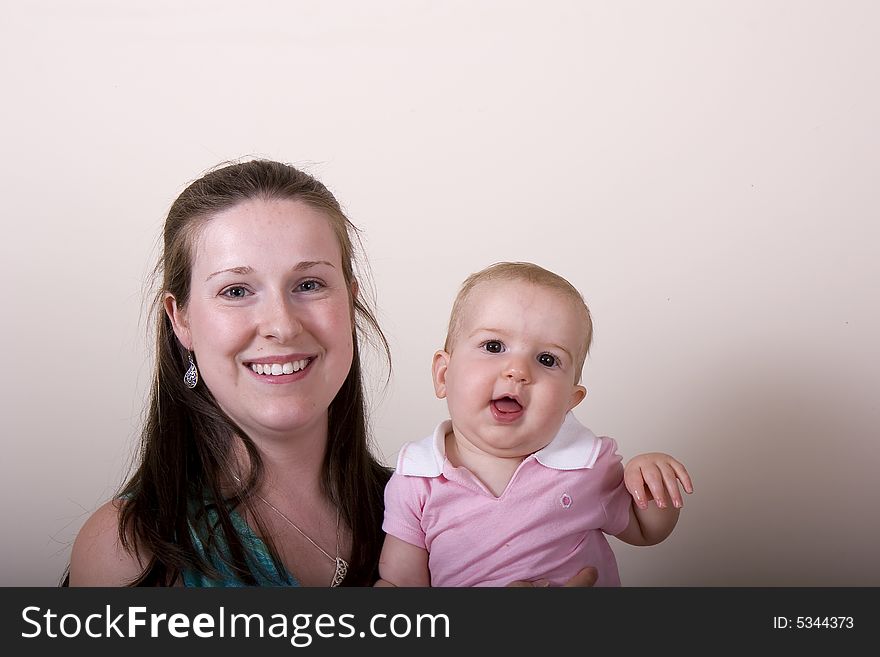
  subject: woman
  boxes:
[70,159,389,586]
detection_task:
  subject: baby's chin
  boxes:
[475,435,554,460]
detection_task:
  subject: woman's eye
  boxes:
[221,286,249,298]
[297,280,323,292]
[538,353,557,368]
[484,340,503,353]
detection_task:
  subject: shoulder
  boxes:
[394,423,447,477]
[68,499,147,586]
[593,436,625,486]
[596,436,623,463]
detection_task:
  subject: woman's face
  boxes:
[166,198,355,443]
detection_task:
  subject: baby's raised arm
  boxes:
[614,453,693,546]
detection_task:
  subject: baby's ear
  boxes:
[432,350,451,399]
[568,385,587,411]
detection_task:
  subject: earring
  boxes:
[184,351,199,389]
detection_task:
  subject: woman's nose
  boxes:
[259,296,303,342]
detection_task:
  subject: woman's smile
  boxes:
[244,355,315,383]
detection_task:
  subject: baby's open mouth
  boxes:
[491,395,523,414]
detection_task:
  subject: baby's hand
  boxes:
[624,453,693,510]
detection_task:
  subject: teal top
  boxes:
[181,503,300,587]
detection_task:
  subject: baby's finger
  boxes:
[623,470,649,509]
[658,462,684,508]
[640,464,669,509]
[670,459,694,494]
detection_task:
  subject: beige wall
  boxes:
[2,1,877,586]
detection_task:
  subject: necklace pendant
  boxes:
[331,557,349,587]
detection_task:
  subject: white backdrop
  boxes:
[2,0,878,586]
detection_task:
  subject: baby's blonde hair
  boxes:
[443,262,593,377]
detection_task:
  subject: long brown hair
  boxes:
[119,159,391,585]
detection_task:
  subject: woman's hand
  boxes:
[507,566,598,587]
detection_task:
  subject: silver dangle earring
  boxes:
[184,351,199,389]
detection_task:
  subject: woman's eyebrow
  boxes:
[205,265,252,282]
[293,260,335,271]
[205,260,335,282]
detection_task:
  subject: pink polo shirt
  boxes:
[382,412,633,587]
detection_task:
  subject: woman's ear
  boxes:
[432,350,451,399]
[163,293,192,350]
[349,278,359,330]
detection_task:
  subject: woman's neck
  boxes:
[233,413,330,500]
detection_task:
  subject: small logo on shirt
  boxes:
[560,493,573,509]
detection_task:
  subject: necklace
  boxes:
[235,476,348,587]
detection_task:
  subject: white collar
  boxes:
[396,412,602,477]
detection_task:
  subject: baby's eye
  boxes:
[221,286,250,299]
[296,279,323,293]
[537,353,558,368]
[482,340,504,354]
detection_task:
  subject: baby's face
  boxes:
[433,279,587,459]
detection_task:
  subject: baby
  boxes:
[377,262,693,586]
